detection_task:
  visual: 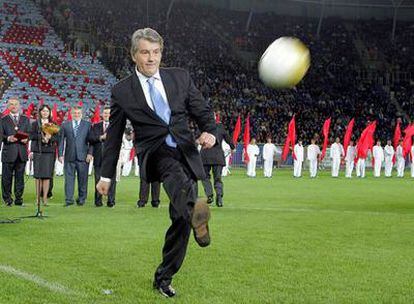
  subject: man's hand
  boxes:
[86,154,93,163]
[8,135,17,143]
[96,180,110,195]
[21,138,28,144]
[28,152,33,160]
[197,132,216,149]
[58,156,64,163]
[100,133,107,141]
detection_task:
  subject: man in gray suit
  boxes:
[58,107,93,206]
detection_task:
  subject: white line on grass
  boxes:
[0,265,78,296]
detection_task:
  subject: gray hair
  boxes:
[130,28,164,57]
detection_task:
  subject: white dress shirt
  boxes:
[135,68,169,109]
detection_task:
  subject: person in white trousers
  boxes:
[330,137,344,178]
[384,140,394,177]
[372,140,384,177]
[345,140,356,178]
[221,140,232,177]
[246,138,259,177]
[355,145,367,178]
[307,139,320,178]
[116,131,134,180]
[396,140,405,177]
[262,137,277,178]
[293,140,304,178]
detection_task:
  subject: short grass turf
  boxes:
[0,169,413,304]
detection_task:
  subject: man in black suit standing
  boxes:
[137,179,160,208]
[97,28,216,298]
[89,106,116,207]
[1,98,31,206]
[58,107,93,206]
[200,119,235,207]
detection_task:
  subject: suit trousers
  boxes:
[64,160,89,204]
[2,161,26,205]
[201,164,223,198]
[151,145,197,287]
[94,165,116,205]
[138,180,160,205]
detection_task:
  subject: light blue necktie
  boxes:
[73,120,80,137]
[147,77,177,148]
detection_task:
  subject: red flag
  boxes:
[215,112,220,123]
[51,103,58,122]
[67,107,72,121]
[91,104,101,124]
[2,108,10,117]
[25,102,34,118]
[402,124,414,158]
[243,115,250,164]
[356,121,376,160]
[320,117,331,160]
[129,147,136,161]
[282,116,296,161]
[232,115,241,146]
[393,120,402,148]
[343,118,354,157]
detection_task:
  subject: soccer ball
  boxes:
[258,37,310,89]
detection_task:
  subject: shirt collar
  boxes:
[135,67,161,83]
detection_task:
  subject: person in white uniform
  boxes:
[221,140,232,177]
[372,140,384,177]
[246,138,259,177]
[262,137,278,178]
[116,131,134,180]
[384,140,394,177]
[396,140,405,177]
[330,137,344,177]
[356,145,367,178]
[293,140,304,178]
[307,138,320,178]
[345,140,356,178]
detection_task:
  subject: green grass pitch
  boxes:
[0,169,413,303]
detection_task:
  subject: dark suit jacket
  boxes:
[201,123,235,166]
[1,114,31,163]
[29,120,59,153]
[89,121,106,167]
[101,67,216,182]
[58,119,92,162]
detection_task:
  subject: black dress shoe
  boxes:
[191,198,211,247]
[137,201,146,208]
[95,202,103,207]
[216,197,223,207]
[5,202,12,207]
[151,200,160,208]
[107,202,115,208]
[206,195,213,204]
[153,282,176,298]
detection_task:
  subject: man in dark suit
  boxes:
[137,179,160,208]
[200,120,235,207]
[96,28,216,298]
[58,106,93,206]
[1,98,31,206]
[89,106,116,207]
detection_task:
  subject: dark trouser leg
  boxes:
[47,177,53,197]
[212,165,223,198]
[108,179,117,205]
[138,179,149,205]
[201,165,213,198]
[94,166,103,205]
[76,160,88,203]
[14,161,26,204]
[64,161,76,205]
[151,181,160,206]
[2,162,14,204]
[153,146,197,287]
